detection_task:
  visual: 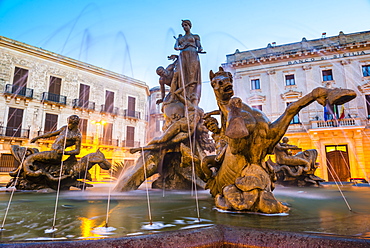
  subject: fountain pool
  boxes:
[0,183,370,245]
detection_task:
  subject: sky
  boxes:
[1,0,370,110]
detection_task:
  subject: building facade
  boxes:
[223,30,370,182]
[0,36,149,179]
[146,86,169,142]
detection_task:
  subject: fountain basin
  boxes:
[0,184,369,247]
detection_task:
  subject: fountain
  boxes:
[0,20,369,247]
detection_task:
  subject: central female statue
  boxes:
[174,20,203,102]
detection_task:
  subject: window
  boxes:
[285,74,295,86]
[44,113,58,133]
[366,95,370,118]
[78,118,88,142]
[49,76,62,95]
[79,84,90,108]
[45,76,63,103]
[12,67,28,95]
[0,154,20,172]
[126,126,135,147]
[102,123,113,145]
[251,79,260,90]
[6,108,24,137]
[105,90,114,113]
[322,69,333,81]
[362,65,370,77]
[128,96,136,117]
[252,105,262,111]
[156,120,164,132]
[287,103,300,124]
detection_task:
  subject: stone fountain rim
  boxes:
[0,224,369,248]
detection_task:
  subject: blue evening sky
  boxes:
[1,0,370,109]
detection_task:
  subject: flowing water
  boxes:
[0,184,370,242]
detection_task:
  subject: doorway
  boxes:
[325,145,350,181]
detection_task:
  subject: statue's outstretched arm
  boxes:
[203,110,221,119]
[31,127,63,142]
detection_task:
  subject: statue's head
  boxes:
[204,116,219,133]
[67,115,80,127]
[282,137,289,143]
[156,66,166,77]
[181,19,192,30]
[209,67,234,102]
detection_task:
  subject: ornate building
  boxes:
[223,30,370,182]
[0,36,149,179]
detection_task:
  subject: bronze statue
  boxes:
[201,117,227,180]
[203,67,356,213]
[22,115,82,177]
[115,20,357,215]
[115,20,212,191]
[156,55,179,105]
[174,20,203,102]
[7,115,111,190]
[267,137,324,187]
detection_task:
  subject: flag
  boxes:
[324,105,328,121]
[339,105,345,119]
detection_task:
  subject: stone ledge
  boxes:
[0,225,369,248]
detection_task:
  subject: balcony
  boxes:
[99,138,119,146]
[100,104,119,115]
[122,140,140,148]
[0,126,30,139]
[124,109,141,119]
[4,84,34,98]
[41,92,67,105]
[310,118,361,129]
[72,99,95,111]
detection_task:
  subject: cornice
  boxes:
[225,45,370,69]
[0,36,149,95]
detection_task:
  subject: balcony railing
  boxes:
[100,104,119,115]
[311,118,361,129]
[0,126,30,138]
[99,138,119,146]
[72,99,95,111]
[122,140,140,148]
[123,109,141,119]
[42,92,67,105]
[4,84,33,98]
